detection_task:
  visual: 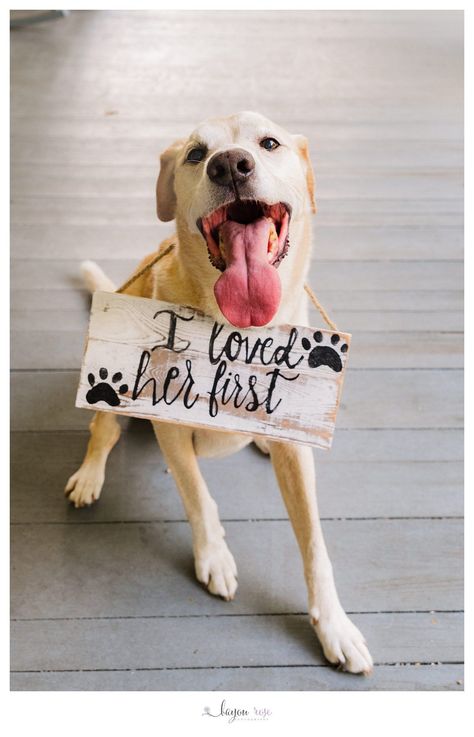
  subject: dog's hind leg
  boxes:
[152,422,238,601]
[269,440,373,675]
[65,411,121,508]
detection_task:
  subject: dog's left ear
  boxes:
[293,135,316,215]
[156,139,185,222]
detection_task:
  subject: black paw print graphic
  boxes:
[301,331,348,373]
[86,367,128,407]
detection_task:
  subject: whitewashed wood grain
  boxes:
[76,291,351,449]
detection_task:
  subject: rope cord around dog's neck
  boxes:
[116,243,176,294]
[303,283,338,331]
[116,242,338,331]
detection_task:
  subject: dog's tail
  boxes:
[80,260,117,294]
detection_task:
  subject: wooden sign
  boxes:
[75,291,351,450]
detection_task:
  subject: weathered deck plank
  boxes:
[11,432,463,523]
[11,11,462,125]
[11,519,463,619]
[13,426,463,460]
[11,663,464,692]
[11,612,463,672]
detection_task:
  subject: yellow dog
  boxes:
[67,111,373,675]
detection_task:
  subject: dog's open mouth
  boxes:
[198,200,291,272]
[197,200,291,328]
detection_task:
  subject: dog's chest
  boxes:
[191,428,252,458]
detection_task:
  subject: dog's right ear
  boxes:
[156,139,185,222]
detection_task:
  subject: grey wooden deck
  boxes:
[10,10,463,690]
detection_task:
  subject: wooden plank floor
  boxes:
[10,10,463,691]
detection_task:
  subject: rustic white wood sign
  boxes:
[75,291,351,450]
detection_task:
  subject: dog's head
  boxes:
[156,111,316,328]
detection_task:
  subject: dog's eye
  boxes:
[260,137,280,151]
[186,147,207,163]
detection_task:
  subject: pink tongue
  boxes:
[214,218,281,328]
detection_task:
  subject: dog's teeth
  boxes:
[267,220,279,262]
[218,229,230,261]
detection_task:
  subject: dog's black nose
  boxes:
[207,149,255,187]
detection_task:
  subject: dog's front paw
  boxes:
[65,463,105,508]
[310,607,373,675]
[194,540,238,601]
